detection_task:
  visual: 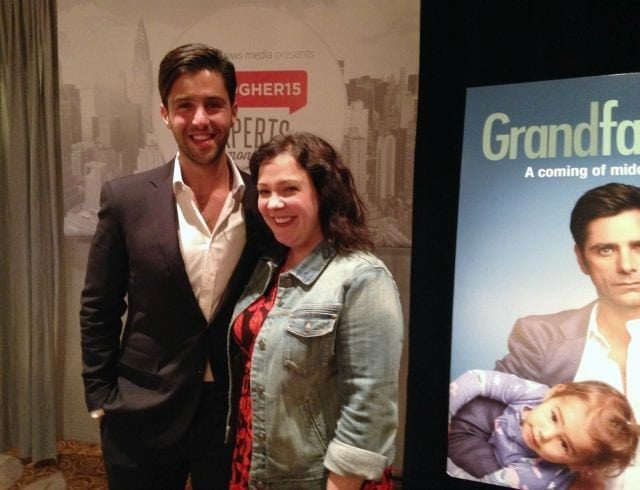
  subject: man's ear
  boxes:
[575,244,590,275]
[231,102,238,126]
[160,104,169,127]
[544,383,567,400]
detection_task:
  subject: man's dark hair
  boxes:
[249,132,374,254]
[570,182,640,251]
[158,43,237,107]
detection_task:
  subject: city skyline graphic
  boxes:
[60,15,416,249]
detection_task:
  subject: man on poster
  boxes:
[449,182,640,489]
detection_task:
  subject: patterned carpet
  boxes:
[0,440,107,489]
[1,442,401,489]
[0,440,209,489]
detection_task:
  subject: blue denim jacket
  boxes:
[226,242,403,489]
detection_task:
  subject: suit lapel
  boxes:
[209,172,260,325]
[146,160,206,324]
[555,301,595,381]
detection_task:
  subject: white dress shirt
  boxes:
[173,153,246,381]
[574,304,640,489]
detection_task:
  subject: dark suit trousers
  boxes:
[100,382,232,489]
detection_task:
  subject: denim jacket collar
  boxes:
[286,241,337,286]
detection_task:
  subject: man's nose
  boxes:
[618,249,639,273]
[192,105,208,125]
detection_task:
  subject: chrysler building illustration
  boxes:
[131,19,153,134]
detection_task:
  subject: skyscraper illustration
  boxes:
[130,19,153,134]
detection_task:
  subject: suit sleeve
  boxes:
[495,317,548,380]
[447,370,547,478]
[448,397,504,477]
[79,181,128,411]
[448,317,550,477]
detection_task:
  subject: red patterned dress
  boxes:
[229,278,279,489]
[228,277,395,489]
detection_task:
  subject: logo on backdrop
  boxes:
[236,71,308,114]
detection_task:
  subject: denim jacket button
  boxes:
[304,322,312,333]
[258,339,266,350]
[280,276,293,287]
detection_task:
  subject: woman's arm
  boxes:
[323,264,403,482]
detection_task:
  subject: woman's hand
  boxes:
[326,471,364,490]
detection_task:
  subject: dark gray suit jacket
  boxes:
[80,159,272,449]
[449,302,594,476]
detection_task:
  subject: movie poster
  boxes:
[449,74,640,488]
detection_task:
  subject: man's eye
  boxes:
[598,247,613,256]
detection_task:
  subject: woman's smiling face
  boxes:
[256,152,324,262]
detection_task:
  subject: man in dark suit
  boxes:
[80,44,272,489]
[449,183,640,487]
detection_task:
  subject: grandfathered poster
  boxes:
[449,73,640,488]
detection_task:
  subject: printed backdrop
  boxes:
[56,0,419,466]
[57,0,418,248]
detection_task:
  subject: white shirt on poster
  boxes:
[574,304,640,490]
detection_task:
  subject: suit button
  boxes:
[196,368,204,375]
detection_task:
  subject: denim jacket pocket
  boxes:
[284,304,341,376]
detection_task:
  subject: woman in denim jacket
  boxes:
[226,132,403,489]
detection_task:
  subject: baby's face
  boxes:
[521,394,595,466]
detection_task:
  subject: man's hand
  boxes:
[89,408,105,420]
